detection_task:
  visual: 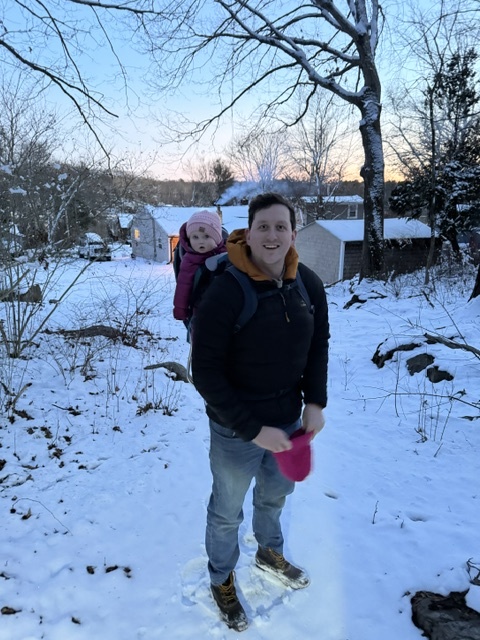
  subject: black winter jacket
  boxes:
[191,242,329,442]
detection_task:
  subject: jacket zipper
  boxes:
[279,292,290,322]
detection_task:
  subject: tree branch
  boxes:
[424,333,480,358]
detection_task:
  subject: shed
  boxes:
[117,213,134,243]
[130,205,249,263]
[106,210,134,242]
[295,218,436,284]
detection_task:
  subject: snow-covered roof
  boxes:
[117,213,134,229]
[314,218,432,242]
[143,205,249,235]
[84,232,104,243]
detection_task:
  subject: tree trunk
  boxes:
[359,91,385,280]
[469,264,480,300]
[424,201,437,285]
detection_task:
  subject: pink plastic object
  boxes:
[273,429,313,482]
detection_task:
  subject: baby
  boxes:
[173,210,226,322]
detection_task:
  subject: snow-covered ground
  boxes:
[1,246,479,639]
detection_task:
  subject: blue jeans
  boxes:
[206,418,301,586]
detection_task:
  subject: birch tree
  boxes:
[148,0,386,278]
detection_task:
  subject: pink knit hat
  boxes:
[273,429,313,482]
[186,210,222,246]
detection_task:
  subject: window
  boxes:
[347,205,357,219]
[134,228,140,240]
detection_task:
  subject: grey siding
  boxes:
[296,224,341,284]
[130,212,169,262]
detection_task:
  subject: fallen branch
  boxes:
[424,333,480,358]
[144,361,189,383]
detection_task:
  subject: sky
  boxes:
[0,244,479,639]
[1,0,445,182]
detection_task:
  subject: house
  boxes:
[117,213,134,243]
[130,205,249,262]
[300,195,364,224]
[105,211,135,243]
[295,218,436,284]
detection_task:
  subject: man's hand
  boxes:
[302,404,326,439]
[253,426,293,452]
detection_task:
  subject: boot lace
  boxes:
[219,577,237,604]
[269,549,290,571]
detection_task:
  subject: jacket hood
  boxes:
[226,228,298,281]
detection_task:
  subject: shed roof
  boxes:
[144,205,249,235]
[315,218,432,242]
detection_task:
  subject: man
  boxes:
[191,192,329,632]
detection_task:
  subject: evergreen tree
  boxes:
[390,49,480,252]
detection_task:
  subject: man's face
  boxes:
[245,204,296,277]
[189,230,218,253]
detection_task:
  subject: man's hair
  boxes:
[248,192,296,231]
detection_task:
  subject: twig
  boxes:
[12,498,71,534]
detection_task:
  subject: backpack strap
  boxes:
[225,266,259,333]
[191,261,206,292]
[291,269,315,314]
[172,242,184,280]
[226,266,314,333]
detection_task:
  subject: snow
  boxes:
[8,187,27,196]
[317,218,432,242]
[83,232,105,243]
[117,213,134,230]
[144,204,249,235]
[1,246,479,640]
[7,225,25,237]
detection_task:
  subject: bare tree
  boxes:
[228,128,293,192]
[0,1,162,157]
[148,0,386,278]
[0,74,59,244]
[286,90,356,202]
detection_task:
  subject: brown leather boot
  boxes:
[210,572,248,632]
[256,546,310,589]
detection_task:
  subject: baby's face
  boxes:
[189,231,218,253]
